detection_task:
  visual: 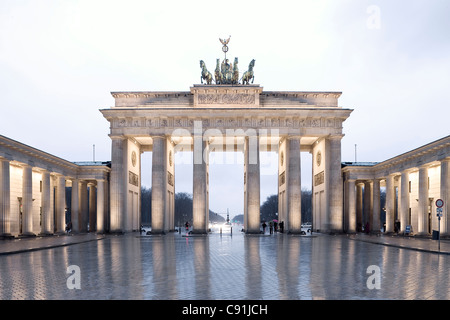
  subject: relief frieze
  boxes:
[198,93,255,105]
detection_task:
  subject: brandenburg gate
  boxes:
[101,85,352,234]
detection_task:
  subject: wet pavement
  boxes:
[1,230,450,300]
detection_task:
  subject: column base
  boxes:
[38,232,54,237]
[18,232,36,238]
[0,233,15,240]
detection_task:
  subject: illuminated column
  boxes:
[71,178,80,233]
[89,183,96,232]
[346,179,356,233]
[385,174,395,233]
[192,133,208,234]
[356,182,363,231]
[417,166,429,235]
[110,136,126,233]
[245,135,260,233]
[364,181,373,230]
[55,175,66,234]
[79,180,88,232]
[40,170,52,235]
[328,135,344,232]
[287,136,302,233]
[399,170,410,234]
[151,136,166,234]
[372,179,381,233]
[0,158,12,238]
[440,159,450,236]
[96,179,106,233]
[21,165,35,236]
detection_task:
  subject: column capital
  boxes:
[327,134,345,141]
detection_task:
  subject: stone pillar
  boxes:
[79,180,88,232]
[245,135,261,233]
[40,170,52,235]
[110,136,126,233]
[55,175,66,234]
[347,179,356,233]
[328,135,344,232]
[287,137,302,233]
[0,158,12,238]
[356,182,363,231]
[71,179,80,233]
[151,136,166,234]
[417,166,429,235]
[372,179,381,233]
[21,165,35,236]
[399,170,410,234]
[89,183,96,232]
[192,133,208,234]
[96,179,105,233]
[385,174,395,233]
[440,159,450,236]
[364,181,373,231]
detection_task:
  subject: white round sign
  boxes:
[436,199,444,208]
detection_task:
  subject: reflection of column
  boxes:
[347,179,356,233]
[287,137,301,233]
[0,158,12,237]
[385,175,395,233]
[151,136,166,233]
[399,170,410,234]
[440,159,450,236]
[418,166,428,235]
[89,183,96,232]
[96,179,105,233]
[21,165,35,236]
[372,179,381,233]
[192,135,208,234]
[71,179,79,233]
[55,175,66,234]
[245,135,260,233]
[40,170,52,235]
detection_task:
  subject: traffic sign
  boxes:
[436,199,444,208]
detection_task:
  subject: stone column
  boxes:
[347,179,356,233]
[79,180,88,232]
[0,158,12,238]
[328,135,344,232]
[192,133,208,234]
[287,137,302,233]
[21,165,35,236]
[399,170,410,234]
[55,175,66,234]
[440,159,450,236]
[364,181,373,231]
[88,183,97,232]
[71,179,79,233]
[245,135,260,233]
[96,179,105,233]
[356,182,363,231]
[418,166,429,235]
[40,170,52,235]
[372,179,381,233]
[385,174,395,233]
[151,136,166,234]
[110,136,126,233]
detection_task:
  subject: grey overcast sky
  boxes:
[1,0,449,217]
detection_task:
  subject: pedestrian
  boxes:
[279,221,284,233]
[269,221,273,235]
[66,221,72,234]
[262,221,267,234]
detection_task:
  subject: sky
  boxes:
[1,0,449,218]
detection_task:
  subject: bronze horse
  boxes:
[200,60,213,85]
[241,59,255,85]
